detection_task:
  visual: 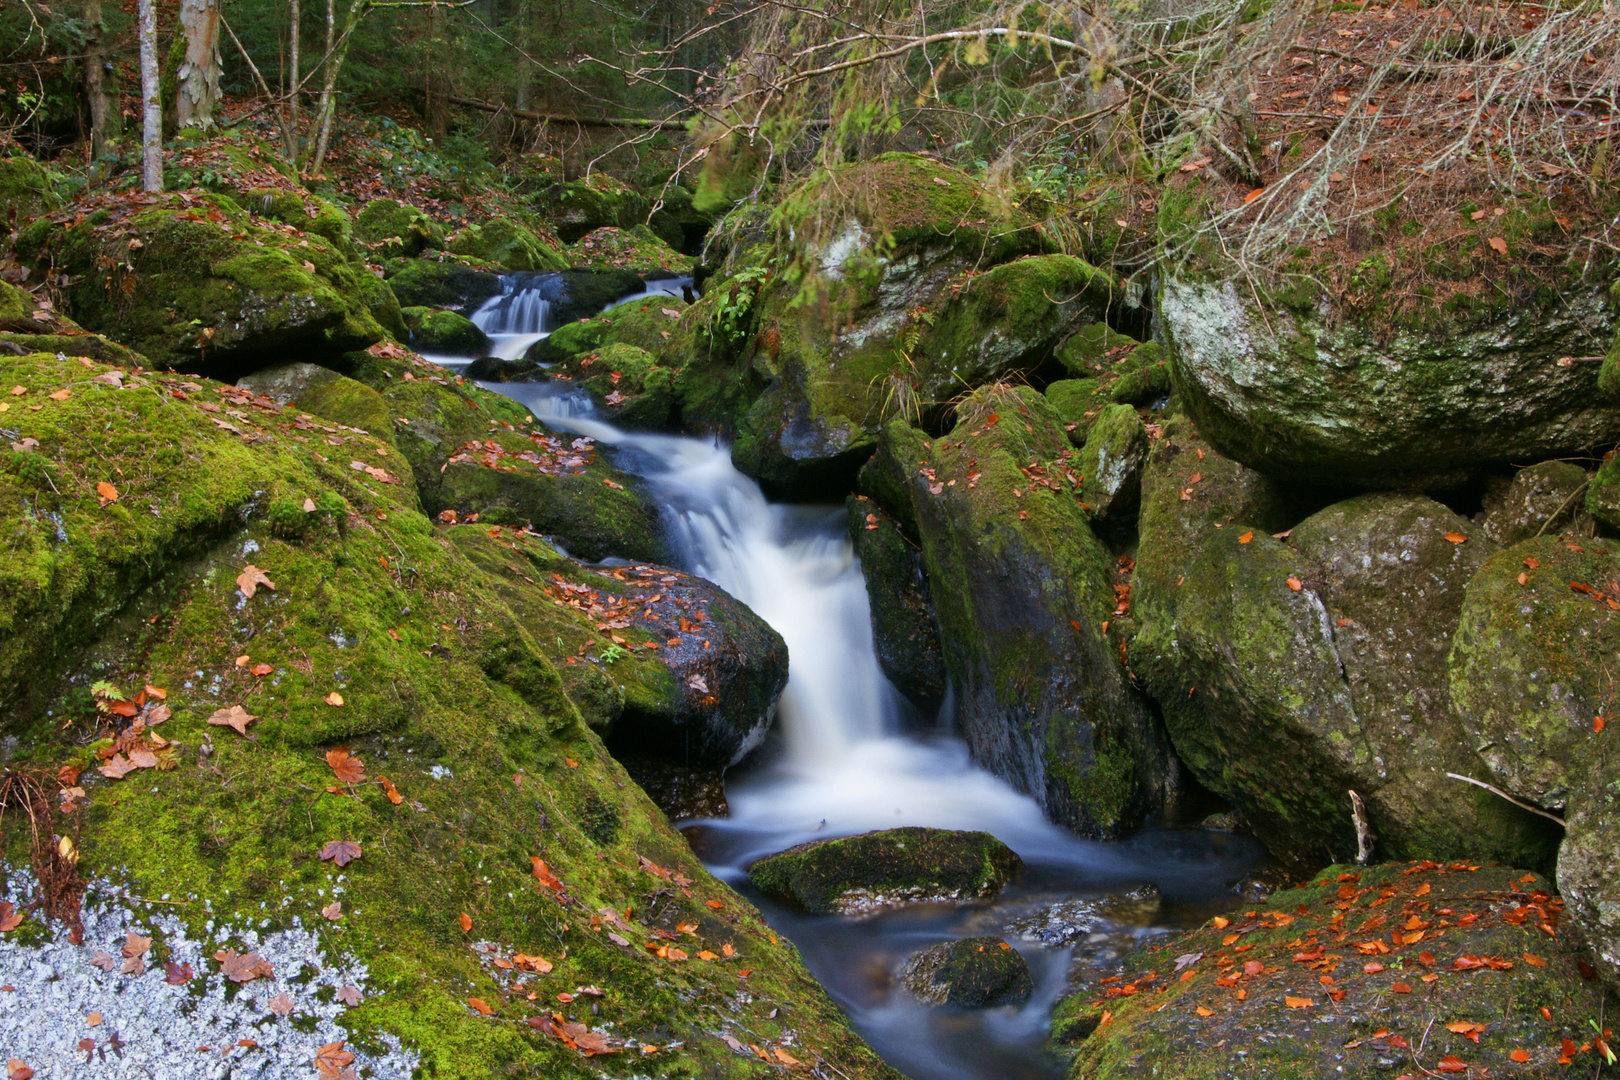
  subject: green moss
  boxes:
[402,306,490,355]
[447,217,568,272]
[569,224,692,276]
[354,198,446,258]
[0,351,901,1080]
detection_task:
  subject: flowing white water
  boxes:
[465,274,694,362]
[470,298,1262,1080]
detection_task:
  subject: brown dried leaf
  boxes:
[319,840,362,867]
[206,705,257,736]
[325,748,366,785]
[235,564,276,599]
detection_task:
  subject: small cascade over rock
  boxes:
[471,273,561,360]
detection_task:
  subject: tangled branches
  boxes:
[0,767,85,944]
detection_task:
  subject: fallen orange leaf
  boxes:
[1286,576,1303,591]
[1285,996,1315,1009]
[468,997,493,1016]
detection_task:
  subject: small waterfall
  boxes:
[471,275,558,361]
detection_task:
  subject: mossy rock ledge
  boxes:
[748,827,1022,915]
[0,352,898,1080]
[401,305,490,356]
[899,937,1034,1008]
[1056,862,1615,1080]
[846,495,947,715]
[15,193,390,378]
[1160,277,1620,489]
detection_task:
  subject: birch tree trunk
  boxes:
[138,0,163,191]
[175,0,223,131]
[309,0,359,174]
[289,0,301,143]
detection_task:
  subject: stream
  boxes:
[433,275,1267,1080]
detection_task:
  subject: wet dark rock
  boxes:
[748,827,1022,915]
[1077,403,1148,521]
[898,937,1033,1008]
[618,756,730,822]
[1480,460,1593,544]
[846,496,946,714]
[450,526,787,768]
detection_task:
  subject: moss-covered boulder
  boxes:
[0,280,143,365]
[847,496,946,714]
[236,361,396,442]
[16,193,386,376]
[1161,278,1620,489]
[899,937,1033,1008]
[0,154,62,242]
[570,225,691,277]
[535,175,648,243]
[1559,781,1620,986]
[1078,403,1148,521]
[547,342,675,431]
[0,351,898,1080]
[524,293,687,368]
[729,252,1114,495]
[448,525,787,767]
[448,217,568,273]
[353,197,446,258]
[861,385,1175,837]
[1449,535,1619,812]
[748,827,1022,915]
[1587,451,1620,533]
[1132,419,1559,872]
[1058,861,1611,1079]
[384,257,503,310]
[1481,460,1594,544]
[401,306,490,356]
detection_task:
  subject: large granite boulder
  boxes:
[1161,278,1619,489]
[1131,417,1558,872]
[862,385,1177,837]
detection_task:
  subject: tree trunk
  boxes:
[309,0,362,174]
[425,2,446,137]
[83,0,122,165]
[138,0,163,191]
[513,0,533,115]
[175,0,222,131]
[289,0,301,145]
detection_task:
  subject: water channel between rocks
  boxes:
[438,276,1267,1080]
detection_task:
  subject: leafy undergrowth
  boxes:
[1057,860,1617,1079]
[0,352,898,1079]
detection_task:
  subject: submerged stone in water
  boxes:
[748,827,1022,916]
[898,936,1033,1008]
[1005,885,1163,947]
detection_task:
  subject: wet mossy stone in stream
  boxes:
[861,386,1176,839]
[15,193,386,377]
[1480,460,1594,544]
[401,306,489,356]
[447,524,787,768]
[748,827,1022,915]
[383,257,502,310]
[1057,861,1613,1079]
[546,341,675,431]
[0,351,899,1080]
[899,937,1033,1008]
[523,293,687,368]
[235,361,395,443]
[1160,276,1620,490]
[846,495,946,714]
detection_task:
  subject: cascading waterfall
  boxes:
[482,379,1265,1080]
[459,274,694,362]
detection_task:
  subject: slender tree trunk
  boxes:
[513,0,533,115]
[289,0,301,144]
[138,0,163,190]
[309,0,360,174]
[425,2,446,137]
[83,0,122,165]
[175,0,223,131]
